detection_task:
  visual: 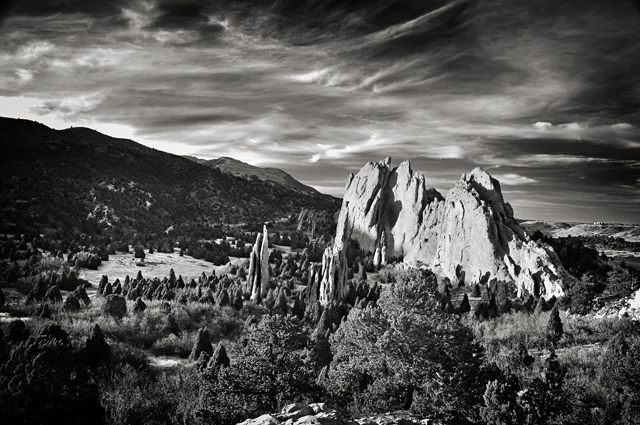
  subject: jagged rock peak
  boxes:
[324,159,567,305]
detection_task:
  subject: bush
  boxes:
[199,315,319,424]
[0,324,104,424]
[134,247,145,260]
[327,269,486,421]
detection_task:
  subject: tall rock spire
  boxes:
[247,225,270,303]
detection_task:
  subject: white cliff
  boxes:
[323,158,566,304]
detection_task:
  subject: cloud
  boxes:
[0,0,639,223]
[30,92,105,117]
[492,173,537,185]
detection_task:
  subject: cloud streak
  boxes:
[0,0,639,223]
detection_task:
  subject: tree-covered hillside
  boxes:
[0,117,340,239]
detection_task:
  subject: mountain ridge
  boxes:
[182,155,321,196]
[0,116,340,237]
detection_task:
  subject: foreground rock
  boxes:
[321,158,567,304]
[236,403,430,425]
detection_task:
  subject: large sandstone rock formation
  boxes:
[321,158,566,304]
[247,225,270,303]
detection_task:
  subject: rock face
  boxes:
[323,158,566,303]
[247,225,270,303]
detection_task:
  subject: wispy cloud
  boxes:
[0,0,639,223]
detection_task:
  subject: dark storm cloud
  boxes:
[0,0,639,222]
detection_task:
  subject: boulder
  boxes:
[238,403,351,425]
[237,414,281,425]
[102,295,127,318]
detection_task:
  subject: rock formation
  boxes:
[235,402,429,425]
[323,158,566,304]
[247,225,270,303]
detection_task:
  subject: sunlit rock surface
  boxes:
[324,158,566,304]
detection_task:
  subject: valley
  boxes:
[1,131,639,425]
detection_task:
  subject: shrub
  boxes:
[547,305,564,345]
[327,269,486,422]
[0,324,104,424]
[200,315,319,424]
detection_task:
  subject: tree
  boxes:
[459,293,471,314]
[546,305,563,345]
[327,269,486,422]
[517,350,567,425]
[481,374,523,425]
[134,247,145,260]
[199,315,319,424]
[0,324,104,424]
[598,332,640,424]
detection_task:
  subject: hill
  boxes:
[0,117,340,238]
[183,155,320,196]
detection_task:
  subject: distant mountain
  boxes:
[183,156,321,196]
[0,117,341,237]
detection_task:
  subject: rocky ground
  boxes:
[237,403,435,425]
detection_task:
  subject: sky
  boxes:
[0,0,639,224]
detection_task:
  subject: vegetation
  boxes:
[0,122,638,425]
[0,118,340,243]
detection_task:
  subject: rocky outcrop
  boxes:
[324,158,566,303]
[247,225,270,303]
[236,403,429,425]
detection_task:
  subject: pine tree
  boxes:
[547,305,563,344]
[459,293,471,314]
[264,288,276,311]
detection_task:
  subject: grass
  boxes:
[466,308,639,364]
[53,298,259,354]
